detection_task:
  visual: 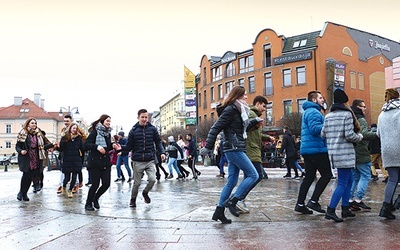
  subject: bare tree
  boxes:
[277,112,302,137]
[196,119,215,141]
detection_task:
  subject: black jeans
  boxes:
[297,153,332,204]
[286,156,298,177]
[242,161,264,199]
[86,167,111,205]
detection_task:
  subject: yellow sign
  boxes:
[184,66,195,88]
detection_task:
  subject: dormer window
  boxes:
[300,39,307,46]
[19,108,29,113]
[293,39,307,48]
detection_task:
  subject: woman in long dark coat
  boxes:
[16,117,54,201]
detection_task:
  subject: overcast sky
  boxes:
[1,0,399,132]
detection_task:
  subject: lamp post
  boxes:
[59,106,80,118]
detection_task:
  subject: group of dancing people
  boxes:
[199,85,400,223]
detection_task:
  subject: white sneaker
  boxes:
[236,200,250,214]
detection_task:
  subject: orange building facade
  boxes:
[197,22,400,127]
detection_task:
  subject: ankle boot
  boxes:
[379,202,396,220]
[325,206,343,222]
[212,206,232,224]
[222,196,240,217]
[341,205,355,218]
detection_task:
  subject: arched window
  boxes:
[342,47,352,56]
[226,62,236,77]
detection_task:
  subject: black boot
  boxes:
[325,206,343,222]
[222,196,240,217]
[17,192,22,201]
[341,205,355,218]
[85,203,95,211]
[212,206,232,224]
[379,202,396,220]
[93,197,100,209]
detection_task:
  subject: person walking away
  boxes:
[199,86,261,223]
[295,90,332,215]
[280,126,299,179]
[237,95,274,213]
[16,118,55,202]
[155,136,169,180]
[176,134,190,178]
[118,109,166,208]
[57,122,86,198]
[83,114,115,211]
[321,89,363,222]
[216,134,227,178]
[114,131,133,182]
[166,135,184,179]
[378,88,400,219]
[369,124,388,183]
[186,133,200,179]
[349,99,378,211]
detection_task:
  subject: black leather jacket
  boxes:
[204,103,258,153]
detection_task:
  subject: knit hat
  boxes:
[334,88,349,104]
[118,131,124,137]
[384,88,399,102]
[168,136,174,142]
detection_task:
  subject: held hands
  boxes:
[160,154,166,161]
[199,147,212,156]
[113,143,121,150]
[21,150,27,155]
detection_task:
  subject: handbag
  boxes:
[203,155,211,167]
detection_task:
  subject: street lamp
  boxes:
[59,106,79,117]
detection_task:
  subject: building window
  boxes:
[198,93,201,107]
[210,87,215,101]
[264,72,273,96]
[212,66,222,82]
[203,67,207,86]
[248,76,255,93]
[266,102,273,126]
[203,90,207,109]
[296,66,306,85]
[6,124,11,134]
[283,69,292,87]
[6,142,11,149]
[218,84,223,99]
[238,78,244,87]
[297,98,306,114]
[264,44,272,67]
[226,62,235,77]
[359,73,364,90]
[283,100,293,116]
[225,81,235,95]
[239,55,254,74]
[293,39,307,48]
[350,71,356,89]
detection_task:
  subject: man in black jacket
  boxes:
[120,109,166,208]
[280,126,299,179]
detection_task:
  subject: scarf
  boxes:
[382,99,400,112]
[331,103,360,133]
[95,123,110,148]
[17,128,46,160]
[234,99,250,139]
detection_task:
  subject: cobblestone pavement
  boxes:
[0,164,398,249]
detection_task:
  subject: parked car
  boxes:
[10,156,18,164]
[0,156,10,165]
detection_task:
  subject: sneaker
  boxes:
[295,204,313,214]
[352,200,371,210]
[283,174,291,178]
[127,177,133,183]
[72,185,79,193]
[57,186,63,194]
[306,200,326,213]
[350,201,361,211]
[114,178,122,182]
[236,200,250,214]
[67,190,73,198]
[166,175,174,179]
[85,182,92,186]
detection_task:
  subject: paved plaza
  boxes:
[0,164,398,249]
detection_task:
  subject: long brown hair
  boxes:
[88,114,110,132]
[222,86,246,107]
[64,122,87,142]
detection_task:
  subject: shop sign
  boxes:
[273,51,312,65]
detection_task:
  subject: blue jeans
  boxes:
[350,162,372,201]
[116,155,132,178]
[218,151,259,207]
[329,168,353,208]
[167,157,181,175]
